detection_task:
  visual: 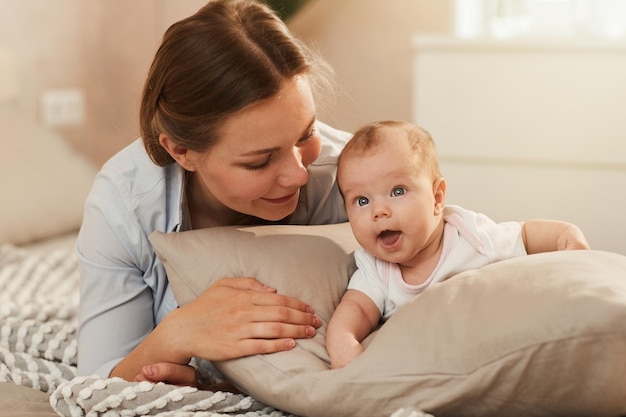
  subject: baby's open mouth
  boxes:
[378,230,402,247]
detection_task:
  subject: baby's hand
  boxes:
[557,225,590,250]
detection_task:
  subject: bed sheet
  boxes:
[0,382,58,417]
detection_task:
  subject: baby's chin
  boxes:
[374,251,406,264]
[368,246,403,264]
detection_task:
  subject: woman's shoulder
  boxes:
[101,139,161,178]
[88,139,185,218]
[96,139,180,194]
[81,139,186,255]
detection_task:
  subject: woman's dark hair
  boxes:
[140,0,331,166]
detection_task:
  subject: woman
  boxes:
[77,0,349,387]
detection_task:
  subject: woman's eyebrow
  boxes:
[241,146,280,156]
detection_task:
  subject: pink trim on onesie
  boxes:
[443,211,487,255]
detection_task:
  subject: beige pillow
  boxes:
[150,224,626,417]
[0,106,97,245]
[151,222,359,368]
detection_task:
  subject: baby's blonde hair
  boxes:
[338,120,441,185]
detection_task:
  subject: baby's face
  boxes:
[338,136,444,266]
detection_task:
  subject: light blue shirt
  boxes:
[77,122,350,377]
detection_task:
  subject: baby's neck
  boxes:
[398,219,445,286]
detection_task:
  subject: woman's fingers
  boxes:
[134,362,198,386]
[214,276,277,293]
[206,277,319,321]
[167,277,324,362]
[206,302,321,343]
[235,315,318,340]
[251,290,312,310]
[230,337,299,357]
[246,304,322,330]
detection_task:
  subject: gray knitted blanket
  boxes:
[0,242,429,417]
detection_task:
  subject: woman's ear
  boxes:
[433,177,446,215]
[159,134,197,171]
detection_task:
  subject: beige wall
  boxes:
[0,0,206,166]
[289,0,452,132]
[1,0,451,166]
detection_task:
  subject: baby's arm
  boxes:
[521,219,590,254]
[326,289,381,369]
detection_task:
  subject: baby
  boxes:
[326,120,590,369]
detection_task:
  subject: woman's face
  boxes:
[186,76,321,222]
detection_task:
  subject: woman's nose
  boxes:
[278,148,308,187]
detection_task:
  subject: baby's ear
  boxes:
[433,177,446,215]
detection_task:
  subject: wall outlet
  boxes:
[40,88,85,126]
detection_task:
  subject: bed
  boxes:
[3,216,626,417]
[2,45,626,417]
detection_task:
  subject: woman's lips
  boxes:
[262,191,298,204]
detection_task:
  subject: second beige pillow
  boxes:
[150,224,626,417]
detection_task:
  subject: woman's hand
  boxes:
[167,277,322,361]
[134,362,240,393]
[134,362,198,386]
[112,276,321,384]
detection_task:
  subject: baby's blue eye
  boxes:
[357,197,369,207]
[392,187,406,197]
